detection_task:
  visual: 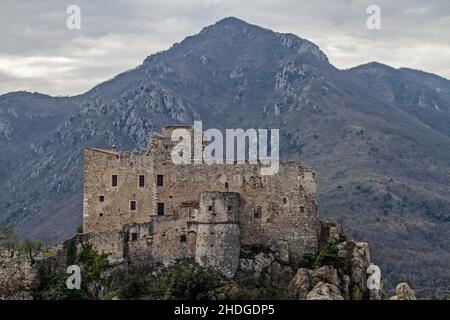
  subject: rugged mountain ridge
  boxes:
[0,17,449,298]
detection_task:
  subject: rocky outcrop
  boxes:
[287,268,312,299]
[253,252,276,273]
[270,240,290,264]
[0,119,13,141]
[286,222,388,300]
[312,265,340,288]
[336,241,372,299]
[0,219,412,300]
[306,282,344,300]
[229,222,394,300]
[0,249,39,299]
[235,223,385,300]
[390,283,416,300]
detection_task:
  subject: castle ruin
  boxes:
[82,125,320,277]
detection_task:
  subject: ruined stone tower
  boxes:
[82,125,321,276]
[192,192,240,277]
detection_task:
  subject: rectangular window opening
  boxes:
[130,200,137,211]
[157,202,165,216]
[180,235,187,243]
[99,195,104,202]
[254,206,262,218]
[157,175,164,186]
[112,175,118,187]
[139,175,145,187]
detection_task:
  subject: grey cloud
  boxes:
[0,0,449,95]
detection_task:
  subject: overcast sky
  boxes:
[0,0,449,96]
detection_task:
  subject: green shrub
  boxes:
[34,269,89,300]
[338,232,347,242]
[17,239,44,265]
[0,224,18,252]
[315,243,344,269]
[76,224,83,234]
[35,243,109,300]
[298,253,316,269]
[66,240,77,265]
[109,268,152,300]
[43,247,57,257]
[107,260,223,300]
[151,260,222,300]
[78,243,108,283]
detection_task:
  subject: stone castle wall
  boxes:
[0,249,39,299]
[82,125,321,275]
[192,192,241,277]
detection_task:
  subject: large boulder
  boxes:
[354,242,371,263]
[390,283,416,300]
[347,241,372,298]
[268,261,294,289]
[288,268,312,299]
[340,274,350,298]
[312,265,340,287]
[321,221,342,244]
[253,252,275,273]
[270,240,290,264]
[306,282,344,300]
[369,288,384,300]
[350,256,366,289]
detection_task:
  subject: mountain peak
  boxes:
[199,16,272,36]
[141,17,330,66]
[214,16,249,27]
[350,61,396,72]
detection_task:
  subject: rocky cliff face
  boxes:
[1,220,408,300]
[236,222,385,300]
[289,240,380,299]
[0,17,449,298]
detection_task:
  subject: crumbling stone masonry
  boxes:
[82,125,321,277]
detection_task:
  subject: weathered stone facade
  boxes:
[193,192,241,277]
[82,125,320,276]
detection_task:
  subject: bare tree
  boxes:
[18,238,44,265]
[0,225,18,256]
